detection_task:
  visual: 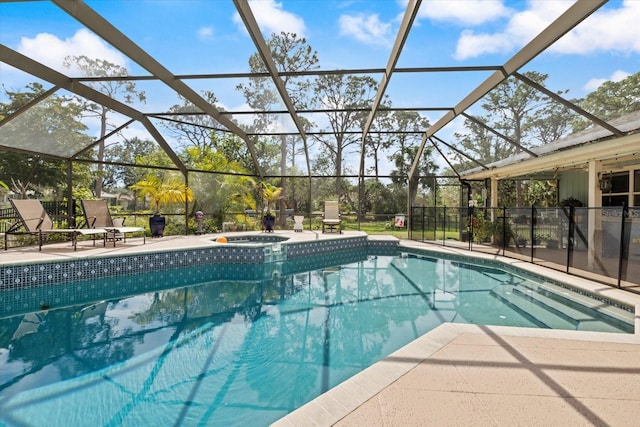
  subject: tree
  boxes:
[164,91,222,151]
[455,71,565,206]
[385,111,436,208]
[361,179,396,215]
[237,32,318,129]
[103,137,160,189]
[237,32,319,223]
[455,117,506,167]
[361,107,394,180]
[182,145,256,227]
[387,111,433,180]
[574,71,640,131]
[312,74,378,197]
[261,182,283,216]
[483,71,547,146]
[528,96,575,144]
[163,91,255,163]
[130,173,193,214]
[0,83,92,199]
[63,56,146,198]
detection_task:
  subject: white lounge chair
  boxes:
[293,215,304,232]
[4,198,107,251]
[81,199,146,247]
[322,201,341,233]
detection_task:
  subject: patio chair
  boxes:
[322,201,341,234]
[81,199,146,247]
[293,215,304,232]
[4,198,107,251]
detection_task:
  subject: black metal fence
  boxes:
[410,205,640,292]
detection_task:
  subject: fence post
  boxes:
[502,206,507,256]
[421,206,425,242]
[617,204,628,288]
[566,206,574,273]
[469,206,474,251]
[530,205,535,262]
[442,206,446,245]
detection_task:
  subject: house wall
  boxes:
[559,170,588,205]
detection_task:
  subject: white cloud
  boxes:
[233,0,306,37]
[17,29,128,73]
[551,0,640,55]
[584,70,631,92]
[454,0,640,60]
[339,13,393,46]
[417,0,511,25]
[454,1,571,60]
[197,26,214,40]
[455,30,514,59]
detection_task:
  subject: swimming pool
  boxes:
[0,247,634,426]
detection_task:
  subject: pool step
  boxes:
[517,280,634,331]
[491,283,633,333]
[490,285,576,330]
[511,287,624,333]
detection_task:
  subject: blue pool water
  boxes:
[0,250,633,426]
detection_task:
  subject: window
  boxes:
[602,171,629,207]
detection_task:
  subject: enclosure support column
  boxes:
[617,204,628,288]
[67,160,74,227]
[184,172,190,235]
[530,205,535,263]
[490,178,498,220]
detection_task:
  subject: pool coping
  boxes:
[272,322,640,426]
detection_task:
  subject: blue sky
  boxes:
[1,0,639,165]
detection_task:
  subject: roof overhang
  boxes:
[461,131,640,180]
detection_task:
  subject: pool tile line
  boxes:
[0,235,400,317]
[0,235,392,291]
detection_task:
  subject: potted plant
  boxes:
[261,182,282,232]
[560,196,584,208]
[560,196,585,224]
[471,214,492,243]
[533,233,542,246]
[546,238,559,249]
[130,173,194,237]
[490,218,512,247]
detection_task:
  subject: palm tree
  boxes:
[261,182,282,232]
[130,173,194,237]
[130,174,193,214]
[261,182,282,217]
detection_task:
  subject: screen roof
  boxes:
[1,0,639,182]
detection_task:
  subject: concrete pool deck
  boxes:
[2,230,640,426]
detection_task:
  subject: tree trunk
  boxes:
[95,106,108,198]
[279,134,287,226]
[336,138,343,197]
